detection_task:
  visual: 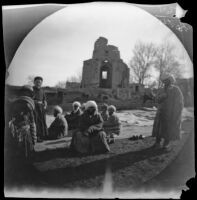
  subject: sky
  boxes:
[6,2,193,86]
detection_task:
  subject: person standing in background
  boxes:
[33,76,48,142]
[152,73,184,150]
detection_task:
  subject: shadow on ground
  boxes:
[5,138,167,189]
[4,119,194,191]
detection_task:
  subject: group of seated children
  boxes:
[7,85,121,161]
[48,100,121,154]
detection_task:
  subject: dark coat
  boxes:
[48,114,68,139]
[78,111,103,134]
[152,85,184,141]
[65,109,82,130]
[6,96,37,159]
[70,111,110,154]
[33,86,48,138]
[33,86,46,102]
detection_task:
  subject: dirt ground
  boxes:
[4,108,194,197]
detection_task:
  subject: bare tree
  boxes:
[54,81,67,88]
[129,73,134,83]
[129,41,157,85]
[146,80,158,89]
[155,43,183,87]
[66,74,82,83]
[27,75,35,86]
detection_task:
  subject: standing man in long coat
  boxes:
[33,76,48,142]
[152,73,184,149]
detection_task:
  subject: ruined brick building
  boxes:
[81,37,130,89]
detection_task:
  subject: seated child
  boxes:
[103,105,121,143]
[48,106,68,140]
[100,103,109,122]
[65,101,82,130]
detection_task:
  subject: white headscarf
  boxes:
[108,105,116,112]
[85,100,98,110]
[54,105,63,114]
[72,101,81,107]
[161,73,175,84]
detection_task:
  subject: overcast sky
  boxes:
[6,2,193,86]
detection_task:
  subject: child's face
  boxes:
[73,105,79,111]
[108,110,114,115]
[87,107,96,115]
[34,79,43,88]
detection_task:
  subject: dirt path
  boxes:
[139,119,195,193]
[4,111,194,195]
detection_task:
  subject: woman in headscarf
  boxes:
[48,105,68,140]
[70,100,110,154]
[152,73,184,149]
[6,85,37,162]
[65,101,82,130]
[33,76,48,142]
[103,105,121,144]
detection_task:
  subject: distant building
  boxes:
[129,83,145,94]
[62,90,84,103]
[81,37,130,89]
[66,81,81,89]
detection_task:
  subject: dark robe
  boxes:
[70,111,110,154]
[6,96,37,160]
[152,85,184,141]
[48,114,68,140]
[33,86,48,139]
[65,109,82,130]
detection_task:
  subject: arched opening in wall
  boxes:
[99,61,112,88]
